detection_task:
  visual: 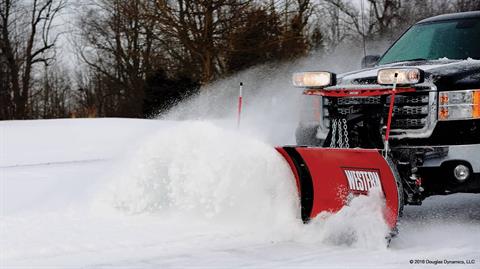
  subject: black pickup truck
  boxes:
[295,11,480,206]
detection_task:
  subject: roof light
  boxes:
[292,72,335,88]
[377,68,423,85]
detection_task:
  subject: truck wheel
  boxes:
[295,125,323,146]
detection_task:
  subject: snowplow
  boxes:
[277,83,407,231]
[276,147,402,230]
[277,11,480,232]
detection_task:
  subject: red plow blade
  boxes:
[276,147,400,229]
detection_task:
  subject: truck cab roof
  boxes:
[418,11,480,24]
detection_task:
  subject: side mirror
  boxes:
[361,55,381,68]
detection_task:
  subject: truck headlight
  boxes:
[292,72,335,88]
[438,90,480,121]
[377,68,423,85]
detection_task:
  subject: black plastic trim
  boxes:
[283,147,314,222]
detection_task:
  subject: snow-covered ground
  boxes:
[1,118,479,268]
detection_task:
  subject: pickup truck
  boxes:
[294,11,480,206]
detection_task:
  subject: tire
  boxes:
[295,124,324,146]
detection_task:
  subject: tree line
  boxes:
[1,0,479,120]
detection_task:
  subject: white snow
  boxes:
[1,118,479,268]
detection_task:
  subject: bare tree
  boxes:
[29,64,73,118]
[366,0,401,37]
[153,0,251,84]
[78,0,159,117]
[317,0,363,49]
[275,0,313,58]
[0,0,65,119]
[453,0,480,12]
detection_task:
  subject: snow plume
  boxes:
[159,62,303,145]
[98,120,389,249]
[159,45,365,145]
[104,121,300,228]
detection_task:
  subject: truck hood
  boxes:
[338,59,480,91]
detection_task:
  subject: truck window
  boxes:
[378,18,480,65]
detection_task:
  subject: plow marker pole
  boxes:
[237,82,243,128]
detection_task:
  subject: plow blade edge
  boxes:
[276,147,400,229]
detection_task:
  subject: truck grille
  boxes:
[323,91,431,130]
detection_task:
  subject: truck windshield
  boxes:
[378,18,480,65]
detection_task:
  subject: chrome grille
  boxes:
[392,118,427,128]
[392,105,428,116]
[387,95,429,104]
[323,91,431,130]
[337,107,361,115]
[326,96,381,105]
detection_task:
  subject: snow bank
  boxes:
[1,118,174,167]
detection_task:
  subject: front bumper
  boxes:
[422,144,480,173]
[394,144,480,196]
